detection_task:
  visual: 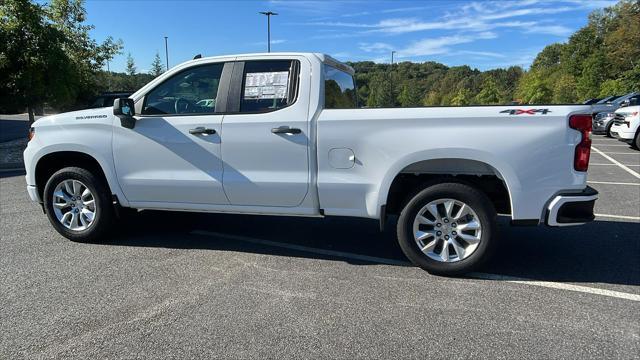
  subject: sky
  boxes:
[83,0,618,73]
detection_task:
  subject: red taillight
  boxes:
[569,114,592,172]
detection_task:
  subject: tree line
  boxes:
[349,0,638,107]
[1,0,638,119]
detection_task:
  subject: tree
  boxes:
[517,71,553,104]
[398,80,422,107]
[0,0,122,121]
[475,76,501,104]
[451,88,472,106]
[553,74,578,103]
[598,79,626,97]
[126,53,136,76]
[150,52,164,77]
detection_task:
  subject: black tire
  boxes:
[633,131,640,150]
[43,167,114,242]
[605,122,614,138]
[396,182,497,276]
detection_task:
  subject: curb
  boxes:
[0,162,25,171]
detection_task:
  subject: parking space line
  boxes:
[597,152,640,155]
[587,181,639,186]
[590,144,632,147]
[595,213,640,221]
[467,273,640,302]
[590,163,640,167]
[592,147,640,179]
[191,230,640,302]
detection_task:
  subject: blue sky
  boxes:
[84,0,618,73]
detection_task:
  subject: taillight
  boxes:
[28,127,35,141]
[569,114,592,172]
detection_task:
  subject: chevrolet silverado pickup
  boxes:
[24,53,598,275]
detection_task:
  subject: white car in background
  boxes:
[610,105,640,150]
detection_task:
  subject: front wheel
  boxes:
[397,182,497,275]
[633,131,640,150]
[43,167,114,242]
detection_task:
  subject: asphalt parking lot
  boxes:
[1,135,639,359]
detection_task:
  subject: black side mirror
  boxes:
[620,99,630,108]
[113,98,136,129]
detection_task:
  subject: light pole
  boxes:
[164,36,169,71]
[391,50,396,65]
[259,11,278,52]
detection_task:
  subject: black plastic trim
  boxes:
[510,219,540,226]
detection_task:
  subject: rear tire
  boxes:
[397,182,497,275]
[43,167,114,242]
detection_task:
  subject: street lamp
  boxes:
[164,36,169,71]
[259,11,278,52]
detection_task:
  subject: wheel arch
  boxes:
[376,151,519,219]
[33,149,126,206]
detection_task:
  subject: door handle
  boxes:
[271,126,302,135]
[189,127,216,135]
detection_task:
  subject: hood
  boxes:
[33,107,113,127]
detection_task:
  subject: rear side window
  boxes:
[142,63,223,115]
[324,64,357,109]
[240,60,299,113]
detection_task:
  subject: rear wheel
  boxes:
[43,167,114,242]
[397,182,497,275]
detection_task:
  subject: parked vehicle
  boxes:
[592,92,640,137]
[23,53,598,275]
[582,98,602,105]
[88,92,133,109]
[610,105,640,150]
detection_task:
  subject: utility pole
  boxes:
[390,51,396,106]
[164,36,169,71]
[391,50,396,66]
[259,11,278,52]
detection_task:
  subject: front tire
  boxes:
[43,167,114,242]
[397,182,497,275]
[605,122,614,138]
[633,131,640,150]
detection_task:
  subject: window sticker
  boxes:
[244,71,289,99]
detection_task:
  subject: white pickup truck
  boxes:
[24,52,598,275]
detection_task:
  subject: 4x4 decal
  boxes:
[500,109,551,115]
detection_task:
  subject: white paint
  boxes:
[590,163,640,167]
[591,146,640,179]
[587,181,639,186]
[192,230,640,302]
[467,273,640,302]
[596,152,639,155]
[595,213,640,221]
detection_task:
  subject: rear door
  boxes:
[221,58,311,207]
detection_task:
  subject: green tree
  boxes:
[451,88,472,106]
[475,76,501,104]
[517,71,553,104]
[126,53,136,76]
[398,80,422,107]
[150,51,164,77]
[0,0,122,121]
[598,79,626,97]
[553,74,578,103]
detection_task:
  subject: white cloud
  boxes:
[398,32,497,57]
[359,42,394,53]
[525,25,573,36]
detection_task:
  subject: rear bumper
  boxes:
[546,186,598,227]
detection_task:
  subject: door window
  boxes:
[324,64,357,109]
[142,63,224,115]
[240,60,299,113]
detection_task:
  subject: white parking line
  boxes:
[587,181,639,186]
[595,213,640,221]
[590,163,640,167]
[592,147,640,179]
[591,144,632,147]
[191,230,640,302]
[597,152,640,155]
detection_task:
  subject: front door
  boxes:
[113,62,230,205]
[221,59,310,207]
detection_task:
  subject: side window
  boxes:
[324,64,357,109]
[240,60,298,113]
[142,63,223,115]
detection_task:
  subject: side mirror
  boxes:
[620,99,630,108]
[113,98,136,129]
